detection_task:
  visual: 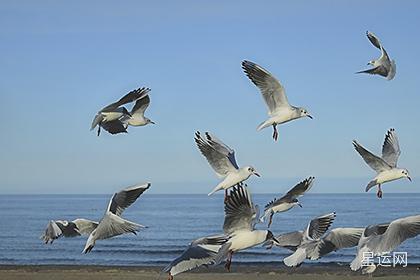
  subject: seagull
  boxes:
[101,88,155,135]
[356,31,396,80]
[194,131,260,199]
[353,128,411,198]
[242,60,312,141]
[214,185,278,271]
[163,235,229,280]
[261,177,314,227]
[40,219,98,244]
[82,183,150,253]
[90,87,150,136]
[350,215,420,273]
[271,212,337,267]
[265,226,363,266]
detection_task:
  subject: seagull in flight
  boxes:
[82,183,150,253]
[194,131,260,199]
[353,128,411,198]
[356,31,396,80]
[350,215,420,273]
[41,219,98,244]
[163,235,229,280]
[91,87,151,136]
[242,60,312,141]
[214,185,278,271]
[261,177,314,227]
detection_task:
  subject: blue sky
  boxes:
[1,1,419,194]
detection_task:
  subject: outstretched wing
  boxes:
[355,66,389,77]
[284,177,314,199]
[223,185,256,235]
[242,60,290,114]
[366,31,382,50]
[305,212,336,241]
[381,128,401,167]
[131,88,151,116]
[315,227,363,259]
[107,183,151,216]
[100,120,128,135]
[73,219,99,235]
[352,140,392,173]
[101,87,148,112]
[195,131,238,177]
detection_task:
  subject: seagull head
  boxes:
[292,198,302,208]
[298,107,313,119]
[246,166,260,177]
[265,230,279,244]
[401,169,411,182]
[146,118,155,125]
[367,60,375,66]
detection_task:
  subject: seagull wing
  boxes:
[131,89,151,116]
[100,119,128,135]
[242,60,290,114]
[272,231,304,250]
[195,131,238,177]
[223,185,256,235]
[284,176,315,199]
[304,212,336,241]
[381,128,401,167]
[356,66,389,77]
[92,213,142,240]
[374,215,420,254]
[163,235,228,277]
[107,183,151,216]
[41,220,64,243]
[366,31,382,50]
[73,219,99,236]
[314,227,364,259]
[352,140,392,173]
[101,87,148,112]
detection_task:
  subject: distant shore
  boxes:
[1,264,419,280]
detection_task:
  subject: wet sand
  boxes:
[0,264,419,280]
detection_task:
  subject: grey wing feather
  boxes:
[355,66,389,77]
[366,31,382,50]
[204,132,239,169]
[101,87,148,112]
[41,220,63,243]
[381,128,401,167]
[306,212,336,240]
[352,140,391,172]
[273,231,304,250]
[131,89,151,115]
[242,60,290,114]
[316,228,364,258]
[284,177,315,199]
[73,219,99,235]
[100,120,128,135]
[93,214,141,240]
[223,185,255,235]
[107,183,151,216]
[195,131,238,177]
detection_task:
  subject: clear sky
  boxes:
[1,1,419,194]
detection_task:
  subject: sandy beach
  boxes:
[1,264,419,280]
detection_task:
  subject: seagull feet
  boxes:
[167,273,173,280]
[225,251,233,272]
[272,125,278,141]
[377,185,383,199]
[266,243,273,250]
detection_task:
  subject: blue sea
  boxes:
[0,193,419,266]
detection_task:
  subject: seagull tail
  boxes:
[256,120,272,131]
[208,186,221,196]
[365,180,378,192]
[283,247,306,267]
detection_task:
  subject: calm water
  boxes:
[0,193,419,266]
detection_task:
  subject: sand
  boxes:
[1,264,419,280]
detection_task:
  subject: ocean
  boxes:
[0,193,419,267]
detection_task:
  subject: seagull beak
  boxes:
[150,121,156,124]
[407,176,412,182]
[254,172,261,177]
[272,237,279,244]
[307,115,313,119]
[297,202,303,208]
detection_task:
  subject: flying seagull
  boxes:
[101,88,155,135]
[163,235,229,280]
[350,215,420,273]
[194,131,260,199]
[214,185,278,271]
[90,87,150,136]
[353,128,411,198]
[265,226,363,266]
[82,183,150,253]
[356,31,396,80]
[41,219,98,244]
[242,60,312,141]
[261,177,314,227]
[271,212,337,267]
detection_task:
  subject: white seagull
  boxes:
[163,235,229,280]
[261,177,314,227]
[350,215,420,273]
[101,88,155,135]
[242,60,312,141]
[82,183,150,253]
[214,185,278,271]
[266,225,363,267]
[91,87,151,136]
[356,31,396,80]
[353,128,411,198]
[278,212,336,267]
[41,219,98,244]
[194,131,260,199]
